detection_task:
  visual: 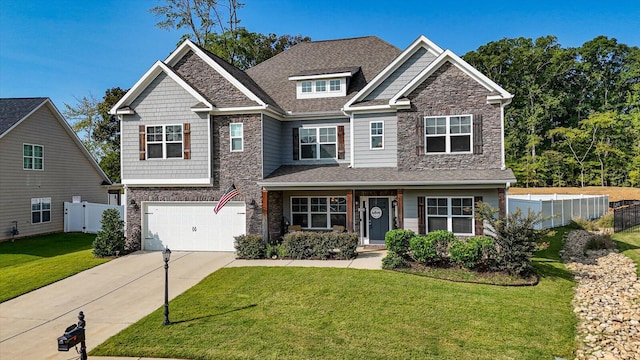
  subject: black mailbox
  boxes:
[57,324,85,351]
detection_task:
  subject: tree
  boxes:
[63,95,104,161]
[95,87,127,183]
[93,208,125,257]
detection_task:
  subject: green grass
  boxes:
[0,233,110,302]
[612,230,640,276]
[92,228,577,360]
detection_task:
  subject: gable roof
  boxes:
[246,36,401,115]
[0,97,112,184]
[0,97,48,136]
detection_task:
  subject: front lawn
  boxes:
[0,233,110,302]
[92,229,577,360]
[612,230,640,276]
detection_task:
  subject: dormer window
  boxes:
[301,81,312,93]
[289,67,359,99]
[329,80,341,92]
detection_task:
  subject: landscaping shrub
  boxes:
[234,234,265,259]
[427,230,456,261]
[283,232,358,260]
[382,251,408,269]
[385,229,415,258]
[450,236,496,270]
[328,232,358,260]
[93,209,125,257]
[409,235,438,264]
[585,234,615,250]
[476,202,546,276]
[597,212,614,229]
[570,217,599,231]
[266,244,287,259]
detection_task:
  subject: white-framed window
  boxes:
[296,78,347,99]
[426,197,474,235]
[299,127,337,159]
[291,196,347,229]
[301,81,313,93]
[23,144,44,170]
[329,79,341,92]
[370,121,384,149]
[315,80,326,92]
[31,197,51,224]
[425,115,472,153]
[230,123,243,151]
[147,125,183,159]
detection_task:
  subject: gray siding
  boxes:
[121,72,209,182]
[353,113,397,167]
[281,118,350,165]
[365,47,436,101]
[262,115,281,177]
[0,105,107,241]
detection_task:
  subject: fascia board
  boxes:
[122,178,213,186]
[288,72,354,81]
[257,179,514,189]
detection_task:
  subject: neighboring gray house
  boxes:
[0,98,112,241]
[112,35,516,252]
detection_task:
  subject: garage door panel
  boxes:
[143,201,245,251]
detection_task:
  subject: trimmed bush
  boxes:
[585,234,615,250]
[93,208,125,257]
[382,251,408,269]
[283,231,358,260]
[409,235,438,264]
[266,244,287,259]
[427,230,457,261]
[234,234,265,259]
[450,236,496,270]
[328,232,359,260]
[385,229,415,258]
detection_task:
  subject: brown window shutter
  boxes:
[473,114,483,155]
[292,128,299,160]
[416,114,424,155]
[418,197,426,235]
[337,125,345,160]
[139,125,146,160]
[183,123,191,159]
[474,196,484,235]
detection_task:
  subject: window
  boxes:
[299,127,336,159]
[329,79,341,92]
[425,115,472,153]
[426,197,474,235]
[147,125,183,159]
[31,197,51,224]
[370,121,384,149]
[301,81,312,93]
[23,144,44,170]
[291,196,347,229]
[315,80,326,92]
[230,123,243,151]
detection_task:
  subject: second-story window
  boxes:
[315,80,326,92]
[329,79,341,92]
[301,81,313,93]
[230,123,243,151]
[370,121,384,149]
[147,125,183,159]
[424,115,472,153]
[300,127,337,159]
[23,144,44,170]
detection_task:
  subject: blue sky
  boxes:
[1,0,638,112]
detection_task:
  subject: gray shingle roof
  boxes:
[246,36,401,114]
[259,164,516,188]
[0,98,48,136]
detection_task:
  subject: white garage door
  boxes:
[142,201,246,251]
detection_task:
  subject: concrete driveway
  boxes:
[0,251,236,359]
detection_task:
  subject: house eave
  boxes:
[258,179,514,189]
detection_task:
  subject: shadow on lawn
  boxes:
[533,259,574,281]
[170,304,258,325]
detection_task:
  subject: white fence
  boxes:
[64,202,124,233]
[508,194,609,229]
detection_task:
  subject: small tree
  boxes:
[93,209,125,257]
[476,202,546,276]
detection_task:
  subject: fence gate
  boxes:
[64,202,124,233]
[614,203,640,232]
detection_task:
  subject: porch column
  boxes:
[397,189,404,229]
[347,190,354,232]
[262,189,269,241]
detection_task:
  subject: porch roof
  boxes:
[258,164,516,189]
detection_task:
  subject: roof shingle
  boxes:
[0,98,48,136]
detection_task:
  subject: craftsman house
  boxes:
[111,35,515,252]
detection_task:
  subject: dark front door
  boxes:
[369,198,389,244]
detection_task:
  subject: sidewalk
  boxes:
[0,248,384,359]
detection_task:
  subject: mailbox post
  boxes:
[57,311,87,360]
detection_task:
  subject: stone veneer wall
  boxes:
[268,191,284,241]
[397,61,503,171]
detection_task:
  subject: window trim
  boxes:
[424,114,473,154]
[229,123,243,152]
[299,126,337,160]
[146,124,183,159]
[370,121,384,149]
[31,197,51,224]
[290,196,347,230]
[296,78,347,99]
[23,143,44,170]
[329,79,341,92]
[425,196,475,235]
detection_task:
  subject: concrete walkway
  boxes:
[0,248,385,359]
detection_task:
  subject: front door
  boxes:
[368,198,390,244]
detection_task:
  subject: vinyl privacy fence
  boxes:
[508,194,609,230]
[64,202,124,233]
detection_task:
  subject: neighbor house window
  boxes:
[230,123,243,151]
[291,196,347,229]
[426,197,474,235]
[370,121,384,149]
[329,79,341,92]
[425,115,472,153]
[23,144,44,170]
[299,127,336,159]
[147,125,183,159]
[31,197,51,224]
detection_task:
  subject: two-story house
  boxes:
[111,35,515,252]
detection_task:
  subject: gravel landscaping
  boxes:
[560,230,640,360]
